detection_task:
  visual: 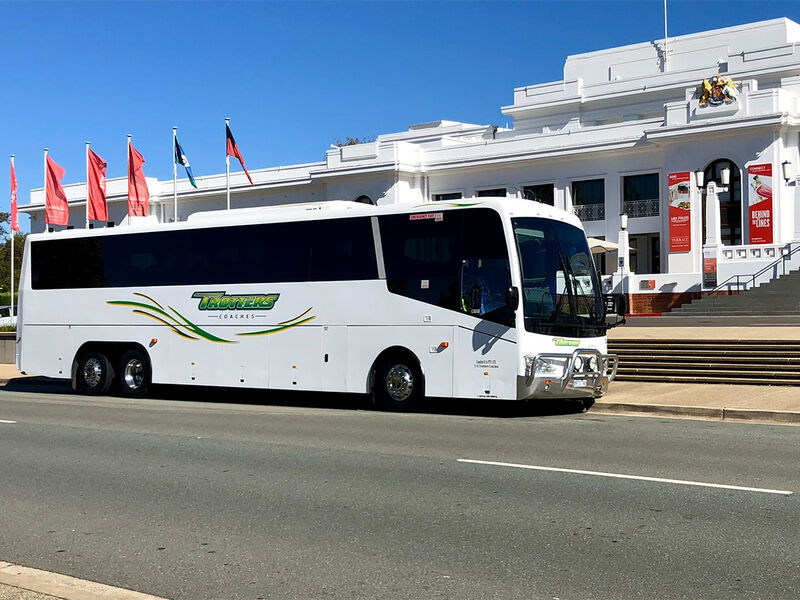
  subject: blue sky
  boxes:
[3,0,800,231]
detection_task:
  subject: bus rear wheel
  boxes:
[374,357,421,411]
[118,349,151,398]
[76,351,114,396]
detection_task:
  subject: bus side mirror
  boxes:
[506,286,519,311]
[606,294,627,328]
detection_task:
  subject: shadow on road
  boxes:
[1,376,589,419]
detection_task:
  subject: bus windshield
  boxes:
[512,217,605,338]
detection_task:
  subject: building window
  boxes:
[623,174,659,217]
[433,192,463,202]
[476,188,506,197]
[354,195,374,205]
[571,179,605,221]
[521,184,554,206]
[629,233,661,274]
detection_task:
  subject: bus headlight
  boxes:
[588,356,599,372]
[573,356,584,372]
[525,355,568,379]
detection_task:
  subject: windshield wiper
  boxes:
[555,252,578,322]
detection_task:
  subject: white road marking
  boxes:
[0,420,16,424]
[457,459,793,496]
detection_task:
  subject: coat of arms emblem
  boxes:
[699,74,739,107]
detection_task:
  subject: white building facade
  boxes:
[21,18,800,314]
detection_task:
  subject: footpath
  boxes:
[594,324,800,425]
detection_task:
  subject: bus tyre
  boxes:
[374,357,421,411]
[76,351,114,396]
[118,349,151,398]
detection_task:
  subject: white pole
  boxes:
[85,141,90,228]
[225,117,231,211]
[663,0,669,72]
[10,155,14,319]
[43,148,49,232]
[127,134,132,221]
[172,127,178,223]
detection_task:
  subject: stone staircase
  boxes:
[608,339,800,385]
[666,266,800,317]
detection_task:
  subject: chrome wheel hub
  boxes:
[123,359,144,390]
[83,358,103,388]
[386,364,413,402]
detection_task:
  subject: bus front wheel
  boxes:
[118,349,151,398]
[374,357,421,411]
[76,351,114,396]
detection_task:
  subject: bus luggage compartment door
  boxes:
[267,326,322,391]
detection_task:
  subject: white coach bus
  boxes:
[17,198,620,409]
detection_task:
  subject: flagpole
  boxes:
[225,117,231,211]
[663,0,669,72]
[10,155,14,320]
[43,148,49,232]
[127,134,132,222]
[85,141,90,228]
[172,127,178,223]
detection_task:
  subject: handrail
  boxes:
[704,242,800,296]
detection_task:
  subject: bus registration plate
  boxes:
[573,379,587,388]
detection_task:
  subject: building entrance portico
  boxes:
[702,158,742,247]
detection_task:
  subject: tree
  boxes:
[332,136,375,147]
[0,212,27,302]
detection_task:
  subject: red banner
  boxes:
[45,154,69,226]
[747,164,772,245]
[87,149,108,222]
[128,142,149,217]
[668,171,692,252]
[10,159,18,232]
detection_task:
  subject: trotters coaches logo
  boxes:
[192,291,280,311]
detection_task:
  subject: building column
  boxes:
[704,181,722,248]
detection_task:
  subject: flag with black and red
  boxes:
[226,124,253,185]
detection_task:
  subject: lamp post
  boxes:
[695,167,729,288]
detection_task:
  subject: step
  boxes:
[618,361,800,372]
[664,310,800,316]
[609,344,800,352]
[617,367,800,380]
[615,374,800,386]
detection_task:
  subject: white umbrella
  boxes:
[587,238,619,254]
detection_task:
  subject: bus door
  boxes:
[454,256,518,400]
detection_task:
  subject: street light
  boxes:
[694,170,705,188]
[782,160,796,183]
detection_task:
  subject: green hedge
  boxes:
[0,293,12,306]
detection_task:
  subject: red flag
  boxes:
[45,154,69,226]
[87,149,108,222]
[10,159,19,233]
[128,142,149,217]
[226,124,254,185]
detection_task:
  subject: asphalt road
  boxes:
[0,379,798,600]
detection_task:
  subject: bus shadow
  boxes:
[1,376,588,419]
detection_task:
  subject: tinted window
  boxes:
[476,188,506,197]
[379,211,462,311]
[522,184,554,206]
[379,208,511,323]
[31,217,377,289]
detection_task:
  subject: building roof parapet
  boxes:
[503,18,800,119]
[21,161,324,210]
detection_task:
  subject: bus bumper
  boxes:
[519,350,619,400]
